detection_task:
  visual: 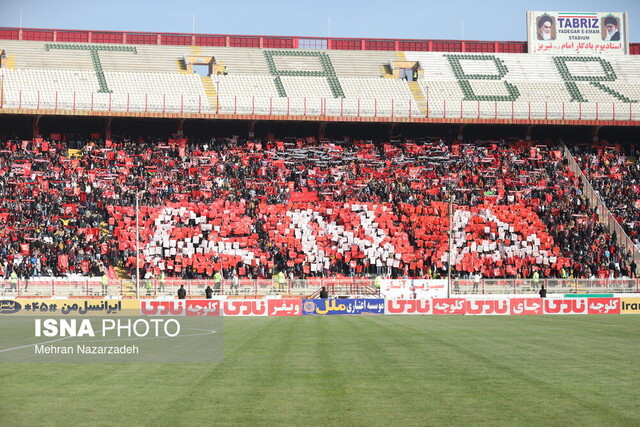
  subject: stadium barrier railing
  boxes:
[452,278,640,295]
[2,90,639,122]
[0,278,638,298]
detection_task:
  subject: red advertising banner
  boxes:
[509,298,543,315]
[465,299,510,315]
[432,298,466,315]
[140,300,187,316]
[385,299,432,315]
[185,300,221,316]
[223,299,267,316]
[587,298,620,315]
[543,298,589,314]
[134,297,625,317]
[267,299,302,316]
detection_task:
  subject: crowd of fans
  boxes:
[574,144,640,258]
[0,133,636,283]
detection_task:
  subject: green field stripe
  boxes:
[154,316,294,425]
[386,316,561,424]
[1,316,639,426]
[359,315,640,425]
[342,316,433,422]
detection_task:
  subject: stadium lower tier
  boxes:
[0,135,635,282]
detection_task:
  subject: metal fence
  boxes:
[452,278,640,295]
[2,90,640,122]
[0,278,637,298]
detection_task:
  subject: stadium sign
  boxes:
[223,299,268,316]
[302,299,385,315]
[140,300,221,316]
[385,299,432,315]
[380,279,447,300]
[621,298,640,313]
[268,299,302,316]
[587,297,620,314]
[543,298,589,314]
[0,299,138,316]
[465,299,510,315]
[432,298,467,315]
[527,11,629,54]
[509,298,543,315]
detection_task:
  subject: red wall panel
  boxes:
[161,35,191,46]
[498,42,527,53]
[398,41,429,52]
[23,30,54,41]
[332,39,360,50]
[195,36,226,47]
[127,33,157,45]
[364,40,394,51]
[0,29,19,40]
[56,31,89,43]
[229,37,260,48]
[92,32,123,44]
[465,42,495,53]
[431,41,462,52]
[263,38,294,49]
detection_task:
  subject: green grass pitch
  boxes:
[1,315,639,426]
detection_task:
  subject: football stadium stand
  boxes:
[0,27,639,297]
[0,135,637,295]
[1,36,640,120]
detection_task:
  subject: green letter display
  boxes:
[552,56,637,103]
[445,54,520,101]
[45,44,137,93]
[263,51,344,98]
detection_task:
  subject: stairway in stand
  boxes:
[4,54,16,69]
[407,81,428,117]
[396,51,428,117]
[200,76,218,113]
[175,58,188,74]
[115,267,137,297]
[380,63,393,78]
[186,45,218,113]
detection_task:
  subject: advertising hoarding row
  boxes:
[386,297,623,315]
[0,297,635,363]
[1,297,639,317]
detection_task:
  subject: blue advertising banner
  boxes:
[302,299,385,315]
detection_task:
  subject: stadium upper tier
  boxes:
[1,40,640,121]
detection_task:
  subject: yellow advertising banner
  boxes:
[620,298,640,314]
[0,299,140,316]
